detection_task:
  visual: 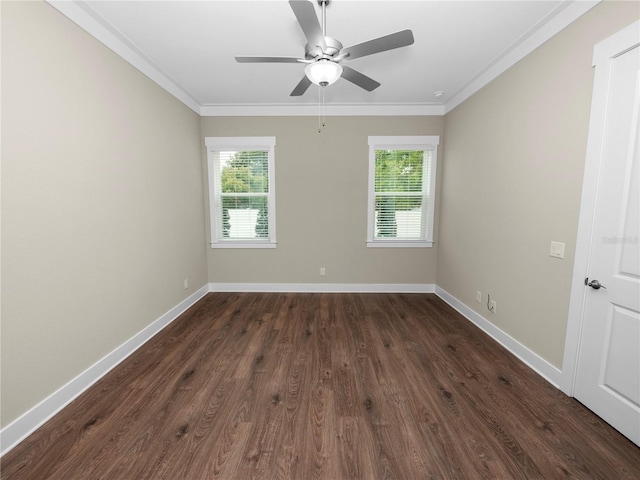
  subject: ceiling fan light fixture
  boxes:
[305,59,343,87]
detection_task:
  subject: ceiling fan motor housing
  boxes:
[305,37,343,60]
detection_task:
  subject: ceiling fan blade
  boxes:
[341,66,380,92]
[289,0,327,53]
[341,29,414,61]
[235,56,304,63]
[290,76,313,96]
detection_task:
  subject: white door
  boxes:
[569,22,640,446]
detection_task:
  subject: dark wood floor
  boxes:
[2,293,639,479]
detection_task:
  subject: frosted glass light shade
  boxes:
[305,60,343,87]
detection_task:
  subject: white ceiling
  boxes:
[49,0,599,115]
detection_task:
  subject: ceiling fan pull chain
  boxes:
[318,84,322,133]
[322,86,326,127]
[317,84,326,133]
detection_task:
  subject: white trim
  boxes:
[206,283,562,385]
[366,241,433,248]
[208,283,435,293]
[46,1,201,114]
[205,136,276,149]
[199,103,446,117]
[367,136,439,246]
[435,286,562,388]
[46,1,599,118]
[2,282,569,456]
[368,135,440,147]
[561,20,640,396]
[206,137,277,248]
[0,285,209,457]
[592,20,640,65]
[210,241,277,249]
[445,1,601,113]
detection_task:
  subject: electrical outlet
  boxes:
[320,267,326,276]
[489,299,497,313]
[476,291,482,303]
[184,279,189,289]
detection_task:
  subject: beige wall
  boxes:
[3,0,636,435]
[438,1,640,368]
[201,116,444,285]
[1,2,208,427]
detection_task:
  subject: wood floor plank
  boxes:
[2,293,639,480]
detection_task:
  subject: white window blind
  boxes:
[206,137,276,248]
[367,136,439,247]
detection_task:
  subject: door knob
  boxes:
[586,279,606,290]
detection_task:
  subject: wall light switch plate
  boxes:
[550,241,565,259]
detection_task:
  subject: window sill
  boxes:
[366,241,433,248]
[210,241,277,249]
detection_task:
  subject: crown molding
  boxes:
[199,103,446,117]
[47,0,600,118]
[444,0,601,113]
[46,0,202,114]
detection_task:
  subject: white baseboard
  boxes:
[208,283,436,293]
[435,286,562,388]
[0,285,209,457]
[207,284,562,388]
[2,283,563,456]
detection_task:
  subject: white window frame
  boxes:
[205,136,277,248]
[367,135,439,248]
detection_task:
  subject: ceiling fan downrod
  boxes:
[306,0,341,61]
[319,0,328,37]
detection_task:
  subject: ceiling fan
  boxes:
[235,0,415,96]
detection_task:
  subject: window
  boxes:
[205,137,276,248]
[367,136,439,247]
